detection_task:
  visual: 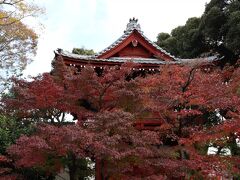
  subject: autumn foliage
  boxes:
[1,57,240,179]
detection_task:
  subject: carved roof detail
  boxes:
[96,18,176,60]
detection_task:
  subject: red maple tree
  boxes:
[1,57,240,179]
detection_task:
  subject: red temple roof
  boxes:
[55,18,218,68]
[96,18,175,61]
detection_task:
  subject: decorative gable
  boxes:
[96,18,175,61]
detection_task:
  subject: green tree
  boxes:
[72,47,95,56]
[199,0,240,65]
[157,17,206,58]
[0,115,34,155]
[225,11,240,56]
[0,115,40,178]
[157,0,240,65]
[157,32,170,42]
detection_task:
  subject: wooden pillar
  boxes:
[95,159,103,180]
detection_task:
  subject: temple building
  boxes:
[54,18,219,180]
[54,17,218,136]
[54,18,181,72]
[55,18,218,73]
[54,18,185,133]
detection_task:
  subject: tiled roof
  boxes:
[55,49,95,60]
[55,18,219,66]
[109,57,177,65]
[180,56,218,63]
[55,49,219,66]
[54,49,178,65]
[95,18,176,60]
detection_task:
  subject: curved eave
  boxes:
[54,50,179,68]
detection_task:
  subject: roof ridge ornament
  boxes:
[125,17,141,32]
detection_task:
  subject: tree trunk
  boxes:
[95,159,106,180]
[69,167,77,180]
[229,134,240,156]
[68,153,78,180]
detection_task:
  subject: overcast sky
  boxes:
[24,0,211,76]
